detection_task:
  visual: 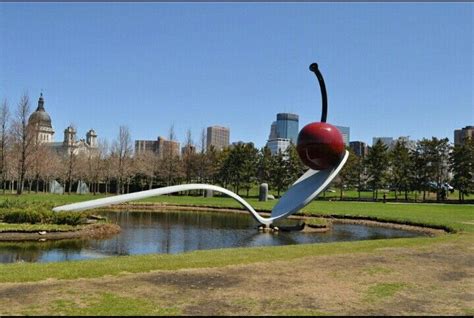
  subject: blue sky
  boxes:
[1,3,472,148]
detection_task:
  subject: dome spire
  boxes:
[37,92,45,111]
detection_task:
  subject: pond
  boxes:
[0,211,427,263]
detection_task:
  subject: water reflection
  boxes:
[0,211,425,263]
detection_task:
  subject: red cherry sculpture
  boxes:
[296,63,345,170]
[297,122,345,170]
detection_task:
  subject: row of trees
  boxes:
[1,94,473,202]
[0,94,307,196]
[337,137,474,202]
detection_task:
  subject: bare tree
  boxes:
[0,99,9,193]
[135,150,156,190]
[64,124,78,194]
[112,126,132,194]
[11,94,36,194]
[88,138,108,195]
[30,143,51,193]
[182,129,197,184]
[41,149,61,193]
[158,124,182,186]
[97,139,111,195]
[200,127,206,154]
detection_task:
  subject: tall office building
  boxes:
[135,140,157,154]
[275,113,299,144]
[206,126,230,151]
[335,125,350,147]
[156,136,180,158]
[349,141,369,158]
[268,121,278,140]
[134,136,180,158]
[454,126,474,146]
[267,138,291,155]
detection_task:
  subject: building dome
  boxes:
[28,93,52,128]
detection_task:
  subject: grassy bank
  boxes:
[0,223,82,233]
[0,233,467,284]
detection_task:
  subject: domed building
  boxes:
[28,93,98,156]
[29,93,55,143]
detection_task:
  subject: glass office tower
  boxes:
[276,113,299,144]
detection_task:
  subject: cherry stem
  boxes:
[309,63,328,123]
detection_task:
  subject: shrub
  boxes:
[0,200,92,226]
[2,207,53,224]
[52,212,88,226]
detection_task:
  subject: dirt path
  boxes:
[0,237,472,315]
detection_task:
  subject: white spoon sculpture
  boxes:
[53,151,348,226]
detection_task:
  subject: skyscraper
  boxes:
[268,121,278,140]
[206,126,230,151]
[134,136,180,158]
[335,125,350,147]
[454,126,474,146]
[276,113,299,144]
[267,138,291,155]
[350,141,369,158]
[156,136,180,158]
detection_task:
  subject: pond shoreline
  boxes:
[98,202,447,236]
[0,223,121,242]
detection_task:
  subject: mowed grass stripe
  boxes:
[0,234,468,283]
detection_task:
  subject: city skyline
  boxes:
[19,92,472,151]
[1,3,472,148]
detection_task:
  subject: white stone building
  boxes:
[28,94,98,157]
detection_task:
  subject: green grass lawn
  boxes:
[0,223,83,233]
[0,232,466,284]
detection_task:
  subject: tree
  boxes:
[40,149,61,193]
[257,146,272,185]
[11,94,36,195]
[335,149,359,200]
[134,150,156,190]
[220,144,244,194]
[31,143,53,193]
[389,138,413,200]
[112,126,133,194]
[353,154,366,200]
[285,144,306,183]
[365,139,389,200]
[269,150,290,197]
[64,124,78,194]
[207,145,224,186]
[0,99,9,193]
[410,139,431,201]
[424,137,451,201]
[240,143,258,197]
[158,124,182,186]
[182,129,198,186]
[450,139,474,202]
